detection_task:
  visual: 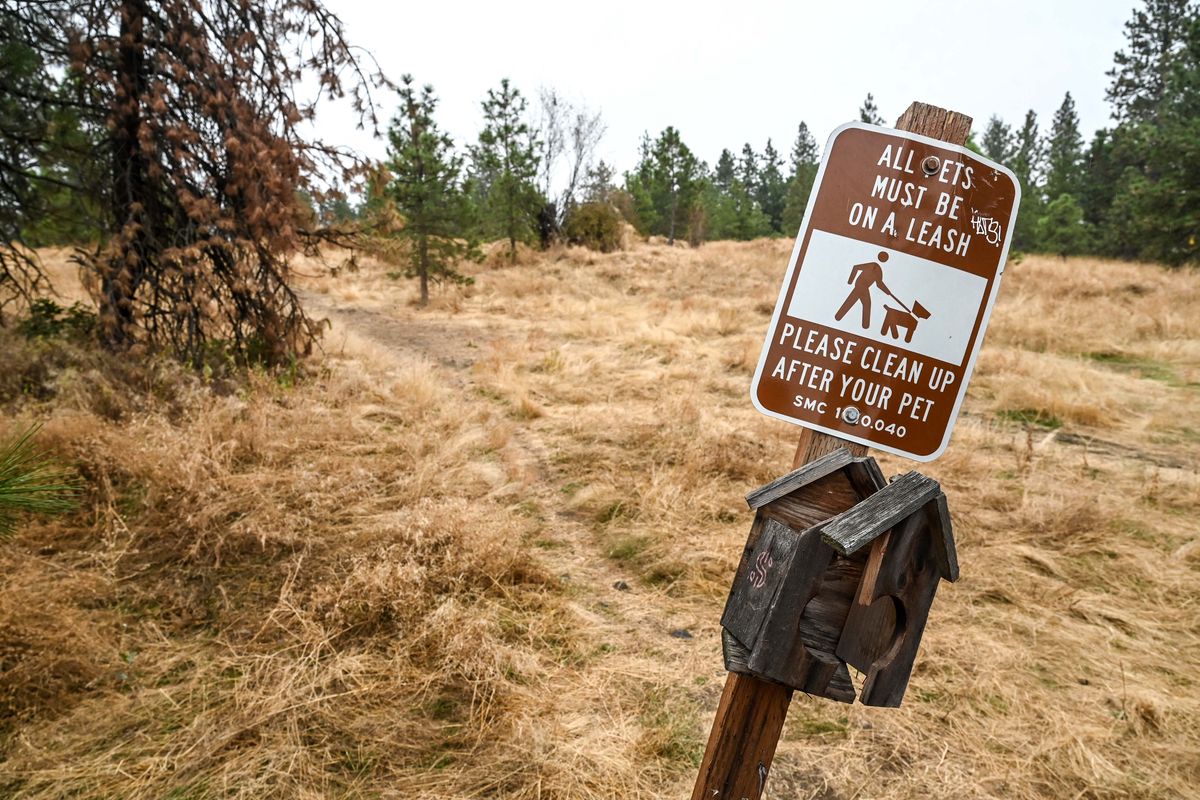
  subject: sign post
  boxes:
[692,102,1011,800]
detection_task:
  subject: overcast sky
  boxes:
[314,0,1135,178]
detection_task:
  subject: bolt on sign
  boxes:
[750,122,1020,461]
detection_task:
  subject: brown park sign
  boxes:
[751,123,1020,461]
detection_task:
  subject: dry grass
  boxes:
[1,241,1198,799]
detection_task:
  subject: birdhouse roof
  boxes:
[745,448,885,510]
[820,472,959,582]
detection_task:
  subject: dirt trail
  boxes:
[301,291,504,372]
[304,289,709,671]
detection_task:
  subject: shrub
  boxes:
[563,202,624,253]
[0,423,78,537]
[16,298,96,342]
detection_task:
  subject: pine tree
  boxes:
[1044,92,1085,201]
[1012,111,1043,189]
[1107,0,1199,122]
[713,149,737,194]
[730,180,771,240]
[781,122,820,235]
[1104,1,1200,263]
[704,178,770,241]
[4,69,104,250]
[0,0,386,366]
[381,77,477,307]
[1,16,73,307]
[656,129,702,245]
[980,115,1016,164]
[859,93,885,125]
[738,144,759,197]
[1035,194,1092,257]
[757,139,787,234]
[624,133,659,234]
[623,127,702,245]
[583,160,617,204]
[470,79,543,263]
[1011,109,1044,250]
[1079,129,1121,232]
[789,122,819,173]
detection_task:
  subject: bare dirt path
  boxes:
[300,290,505,372]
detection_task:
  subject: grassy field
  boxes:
[1,240,1198,799]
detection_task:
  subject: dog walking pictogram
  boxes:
[833,250,931,344]
[834,251,892,329]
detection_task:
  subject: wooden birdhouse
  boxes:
[721,448,958,706]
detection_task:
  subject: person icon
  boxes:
[834,251,893,329]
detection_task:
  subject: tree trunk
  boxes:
[418,234,429,306]
[668,189,678,245]
[507,173,518,264]
[104,0,152,349]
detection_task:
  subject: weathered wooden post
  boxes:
[692,101,1020,799]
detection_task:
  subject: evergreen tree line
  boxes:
[357,82,852,300]
[357,84,868,297]
[4,0,1197,354]
[619,78,1193,259]
[376,0,1200,283]
[352,77,619,305]
[624,0,1200,265]
[982,0,1200,264]
[620,122,819,247]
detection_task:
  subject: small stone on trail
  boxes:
[670,629,693,639]
[613,580,630,591]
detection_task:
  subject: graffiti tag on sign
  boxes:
[970,209,1004,246]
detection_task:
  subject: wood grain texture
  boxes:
[855,530,893,607]
[691,673,791,800]
[793,428,866,468]
[925,492,960,581]
[722,518,801,655]
[745,448,853,509]
[759,472,862,532]
[894,102,973,147]
[845,458,887,500]
[821,471,941,556]
[693,102,971,800]
[792,554,861,702]
[720,514,769,647]
[721,628,754,675]
[744,523,843,699]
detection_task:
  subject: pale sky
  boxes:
[314,0,1134,180]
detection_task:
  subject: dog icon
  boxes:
[880,300,930,344]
